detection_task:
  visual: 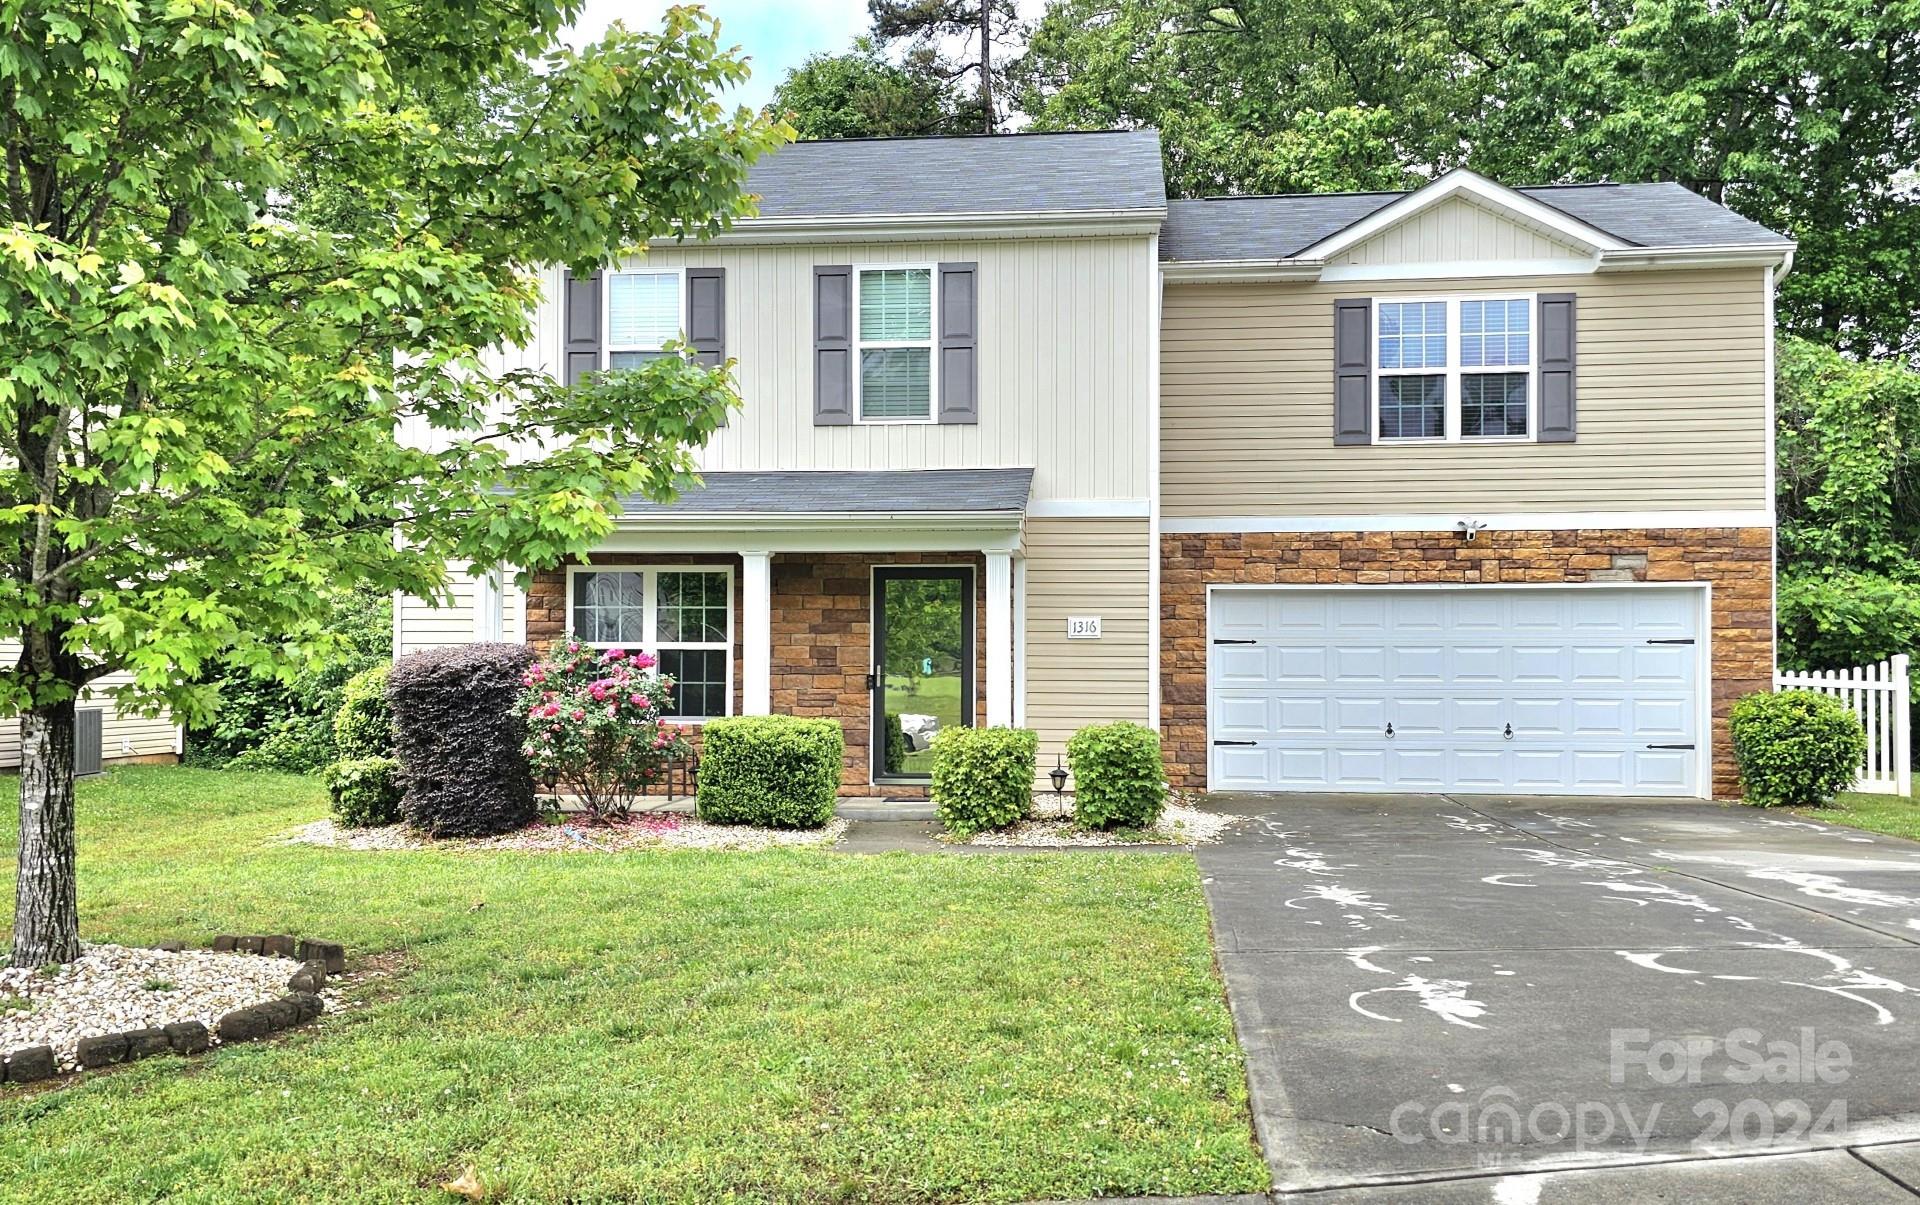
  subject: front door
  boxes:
[872,567,974,782]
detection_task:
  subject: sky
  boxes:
[564,2,876,115]
[564,1,1045,117]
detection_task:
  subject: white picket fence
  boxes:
[1775,654,1912,796]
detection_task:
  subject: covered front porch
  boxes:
[518,469,1033,796]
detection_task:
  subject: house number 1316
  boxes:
[1066,616,1102,640]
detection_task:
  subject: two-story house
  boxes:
[395,129,1793,801]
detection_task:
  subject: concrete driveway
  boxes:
[1197,792,1920,1200]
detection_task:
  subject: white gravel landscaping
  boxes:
[0,944,331,1073]
[964,798,1237,848]
[289,813,851,853]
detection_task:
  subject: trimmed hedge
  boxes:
[1731,689,1867,808]
[333,663,393,760]
[930,726,1038,837]
[1067,721,1167,830]
[325,756,403,828]
[388,643,537,837]
[696,716,843,829]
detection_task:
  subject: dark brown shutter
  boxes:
[814,265,852,426]
[1538,292,1577,443]
[937,262,978,424]
[1333,298,1372,445]
[562,269,602,386]
[686,268,725,367]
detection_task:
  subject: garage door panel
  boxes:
[1210,644,1270,684]
[1208,586,1705,797]
[1332,645,1388,682]
[1392,644,1447,683]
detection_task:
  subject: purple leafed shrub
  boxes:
[388,642,537,837]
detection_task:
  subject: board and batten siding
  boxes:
[0,642,180,767]
[1021,518,1151,774]
[1160,267,1771,517]
[394,567,525,659]
[512,236,1154,505]
[1330,194,1589,266]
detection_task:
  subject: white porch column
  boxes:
[741,550,772,715]
[985,550,1013,727]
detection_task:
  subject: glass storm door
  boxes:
[872,567,974,781]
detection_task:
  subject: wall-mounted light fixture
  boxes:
[1457,518,1487,542]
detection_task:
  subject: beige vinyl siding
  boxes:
[395,566,526,658]
[1332,195,1588,266]
[1021,518,1151,777]
[514,236,1155,505]
[0,643,180,767]
[1161,267,1770,516]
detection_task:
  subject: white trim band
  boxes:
[1025,499,1150,518]
[1161,510,1774,535]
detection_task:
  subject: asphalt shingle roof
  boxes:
[744,130,1166,218]
[1160,181,1793,262]
[617,469,1035,517]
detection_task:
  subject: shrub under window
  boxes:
[326,756,403,828]
[930,726,1038,838]
[1067,721,1167,831]
[388,643,538,837]
[1730,690,1866,808]
[696,716,843,828]
[517,637,692,822]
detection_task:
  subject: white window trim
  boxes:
[852,262,940,425]
[602,267,687,368]
[563,564,734,723]
[1371,293,1539,445]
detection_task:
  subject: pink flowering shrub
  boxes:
[517,637,693,821]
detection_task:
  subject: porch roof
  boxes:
[617,469,1035,519]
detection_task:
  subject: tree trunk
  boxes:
[979,0,994,133]
[12,699,79,967]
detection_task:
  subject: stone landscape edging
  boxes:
[0,934,347,1084]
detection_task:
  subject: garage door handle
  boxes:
[1646,638,1695,645]
[1212,739,1257,747]
[1212,638,1257,645]
[1647,743,1696,750]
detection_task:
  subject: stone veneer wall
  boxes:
[524,551,985,796]
[1160,528,1774,799]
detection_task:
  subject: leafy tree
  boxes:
[1014,0,1477,194]
[0,2,786,966]
[869,0,1022,133]
[1014,0,1920,356]
[1467,0,1920,359]
[1774,336,1920,676]
[769,38,971,138]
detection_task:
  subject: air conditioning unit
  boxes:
[75,707,104,778]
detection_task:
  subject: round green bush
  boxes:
[325,756,403,828]
[227,713,335,773]
[1730,689,1867,808]
[930,726,1038,838]
[333,663,393,760]
[696,716,844,828]
[1067,721,1167,830]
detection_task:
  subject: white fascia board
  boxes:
[1596,244,1796,272]
[598,512,1026,554]
[1160,260,1325,283]
[1316,256,1602,282]
[1295,169,1630,261]
[1026,499,1150,518]
[690,208,1167,246]
[1161,510,1774,534]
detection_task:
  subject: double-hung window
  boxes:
[855,266,936,422]
[606,269,685,369]
[1375,295,1535,442]
[568,567,732,720]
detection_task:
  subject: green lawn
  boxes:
[1792,791,1920,841]
[0,768,1265,1203]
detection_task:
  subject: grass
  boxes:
[886,675,963,774]
[1791,790,1920,841]
[0,767,1265,1203]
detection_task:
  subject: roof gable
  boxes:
[1328,193,1594,268]
[1298,169,1628,261]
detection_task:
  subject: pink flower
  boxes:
[629,693,644,705]
[633,652,657,670]
[570,709,585,722]
[603,647,627,662]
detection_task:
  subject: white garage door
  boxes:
[1207,587,1704,797]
